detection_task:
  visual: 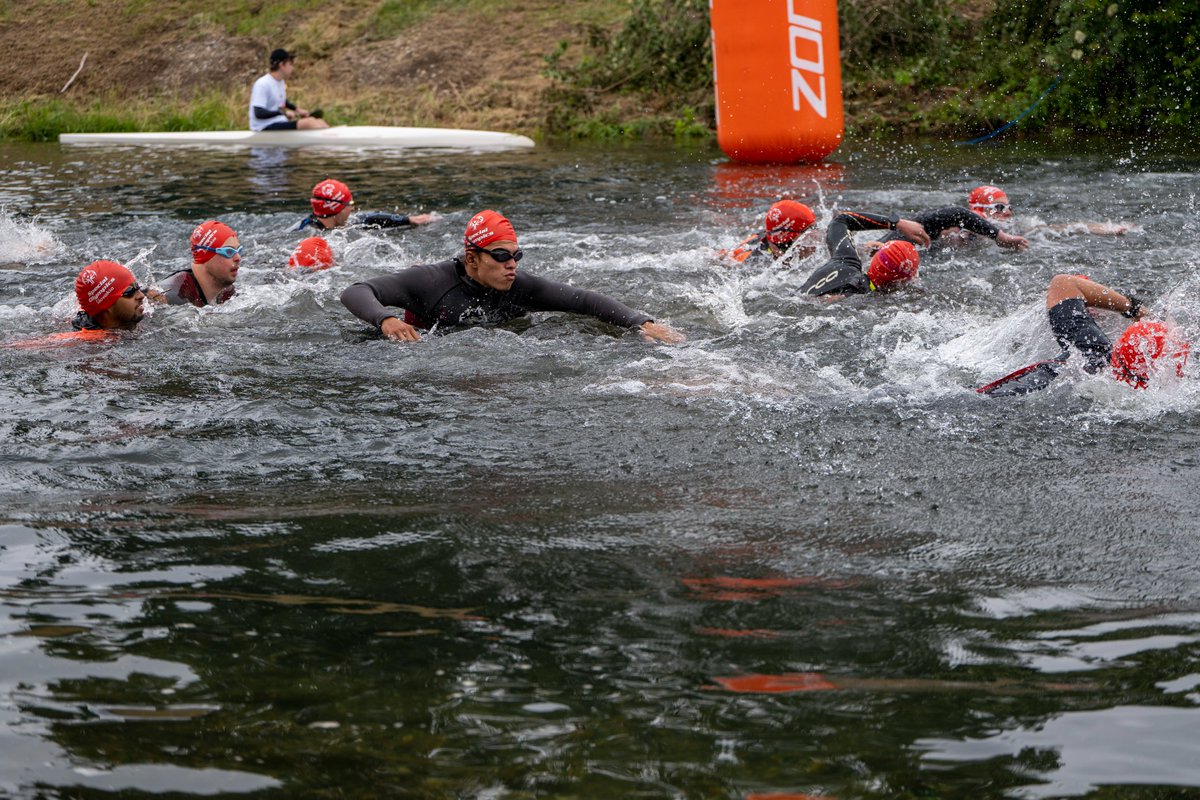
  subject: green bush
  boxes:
[542,0,713,138]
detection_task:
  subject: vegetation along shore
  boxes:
[0,0,1194,144]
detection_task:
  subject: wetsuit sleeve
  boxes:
[798,211,893,296]
[924,206,1000,238]
[340,271,427,329]
[253,106,281,120]
[353,212,412,229]
[516,275,652,328]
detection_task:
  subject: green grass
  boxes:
[0,93,242,142]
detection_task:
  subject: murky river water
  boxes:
[2,136,1200,799]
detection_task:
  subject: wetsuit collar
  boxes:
[71,310,101,331]
[186,268,211,307]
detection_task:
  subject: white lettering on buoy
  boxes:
[788,2,827,119]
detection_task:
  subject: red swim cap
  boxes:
[868,240,919,288]
[288,236,334,270]
[75,260,135,317]
[190,220,237,264]
[764,200,816,244]
[465,210,517,248]
[969,185,1009,214]
[311,179,354,218]
[1111,320,1189,388]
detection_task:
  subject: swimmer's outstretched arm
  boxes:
[1035,222,1131,236]
[341,277,426,341]
[931,206,1028,250]
[895,218,932,248]
[995,230,1029,249]
[379,317,423,341]
[1045,274,1144,317]
[639,321,685,344]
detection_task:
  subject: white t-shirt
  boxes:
[248,73,289,131]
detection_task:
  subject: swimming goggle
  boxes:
[121,283,141,298]
[194,244,244,258]
[983,202,1012,213]
[470,245,523,263]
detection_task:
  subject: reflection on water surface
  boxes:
[3,137,1200,797]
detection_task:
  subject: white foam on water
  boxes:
[0,210,66,264]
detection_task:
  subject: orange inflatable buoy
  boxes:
[711,0,844,163]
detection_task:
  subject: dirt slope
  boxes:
[0,0,601,132]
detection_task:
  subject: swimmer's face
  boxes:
[978,202,1013,222]
[105,284,145,329]
[768,239,817,261]
[206,235,241,287]
[766,238,792,258]
[331,205,353,228]
[767,228,819,261]
[465,239,519,291]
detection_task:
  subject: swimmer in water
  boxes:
[288,237,335,271]
[978,273,1188,396]
[971,185,1133,238]
[71,260,146,333]
[723,199,820,265]
[798,210,932,298]
[291,179,434,233]
[8,261,145,347]
[155,221,241,307]
[340,210,684,343]
[873,185,1030,255]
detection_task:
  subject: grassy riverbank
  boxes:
[1,0,1195,144]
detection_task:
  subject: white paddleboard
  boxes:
[59,125,535,150]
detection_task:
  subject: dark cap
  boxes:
[270,48,294,68]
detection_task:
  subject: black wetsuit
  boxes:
[879,206,1001,255]
[71,311,100,331]
[291,212,416,233]
[158,269,236,308]
[798,211,900,296]
[981,298,1112,396]
[737,240,776,266]
[340,258,653,333]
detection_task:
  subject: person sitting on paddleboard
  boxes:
[723,200,822,265]
[7,261,146,348]
[154,221,241,308]
[978,273,1189,396]
[798,210,931,298]
[291,179,434,233]
[249,49,329,132]
[969,185,1133,238]
[340,210,684,344]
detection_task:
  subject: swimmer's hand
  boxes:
[407,213,436,226]
[640,321,685,344]
[144,288,168,304]
[896,219,931,247]
[380,317,422,342]
[996,231,1029,250]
